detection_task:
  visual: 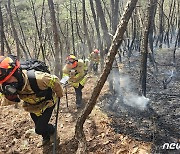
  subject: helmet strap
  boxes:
[0,60,20,84]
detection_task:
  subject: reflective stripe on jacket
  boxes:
[1,70,63,116]
[63,59,87,88]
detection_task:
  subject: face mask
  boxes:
[1,82,19,95]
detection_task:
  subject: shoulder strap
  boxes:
[27,69,41,94]
[27,70,53,100]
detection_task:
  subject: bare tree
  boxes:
[69,0,76,54]
[156,0,164,48]
[111,0,120,34]
[89,0,104,71]
[29,0,45,60]
[48,0,61,77]
[6,0,20,58]
[82,0,92,54]
[173,24,180,63]
[75,0,138,153]
[12,0,31,59]
[95,0,111,52]
[148,0,157,67]
[0,1,4,55]
[74,2,83,44]
[140,0,155,96]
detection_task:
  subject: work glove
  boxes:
[5,95,20,102]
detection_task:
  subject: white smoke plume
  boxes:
[123,94,149,110]
[120,75,149,110]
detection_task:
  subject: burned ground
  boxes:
[98,48,180,154]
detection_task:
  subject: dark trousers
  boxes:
[74,84,84,105]
[30,105,55,140]
[93,62,98,72]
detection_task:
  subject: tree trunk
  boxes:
[157,0,164,48]
[70,0,76,54]
[95,0,121,93]
[140,0,154,96]
[128,11,136,58]
[13,0,31,59]
[0,2,4,55]
[95,0,111,51]
[48,0,61,77]
[75,0,138,153]
[74,3,83,44]
[89,0,104,71]
[82,0,92,54]
[173,26,179,63]
[7,0,20,58]
[3,32,11,54]
[148,0,157,70]
[177,0,180,47]
[111,0,120,34]
[29,0,45,61]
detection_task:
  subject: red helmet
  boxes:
[66,54,77,68]
[0,55,20,84]
[93,49,99,54]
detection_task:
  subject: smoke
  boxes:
[121,76,150,110]
[110,74,150,111]
[123,94,149,110]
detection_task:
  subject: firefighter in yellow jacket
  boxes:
[62,55,87,109]
[89,49,100,74]
[0,55,63,147]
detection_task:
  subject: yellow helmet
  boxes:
[66,54,76,61]
[66,54,77,68]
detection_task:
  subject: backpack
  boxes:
[20,59,53,101]
[20,59,50,73]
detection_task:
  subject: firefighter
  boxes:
[89,49,100,74]
[0,55,63,147]
[62,54,87,109]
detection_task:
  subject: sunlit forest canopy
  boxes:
[0,0,179,73]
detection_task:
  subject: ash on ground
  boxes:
[98,92,180,154]
[98,48,180,154]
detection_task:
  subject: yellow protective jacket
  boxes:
[89,52,100,63]
[1,70,63,116]
[62,59,87,88]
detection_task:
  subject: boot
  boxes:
[37,125,55,148]
[50,131,55,143]
[37,136,50,148]
[76,103,82,109]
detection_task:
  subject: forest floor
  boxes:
[0,47,180,154]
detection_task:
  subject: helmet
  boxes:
[66,54,77,68]
[93,49,99,54]
[0,55,20,84]
[66,54,77,61]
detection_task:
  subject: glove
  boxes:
[70,70,76,77]
[84,69,88,75]
[5,95,20,102]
